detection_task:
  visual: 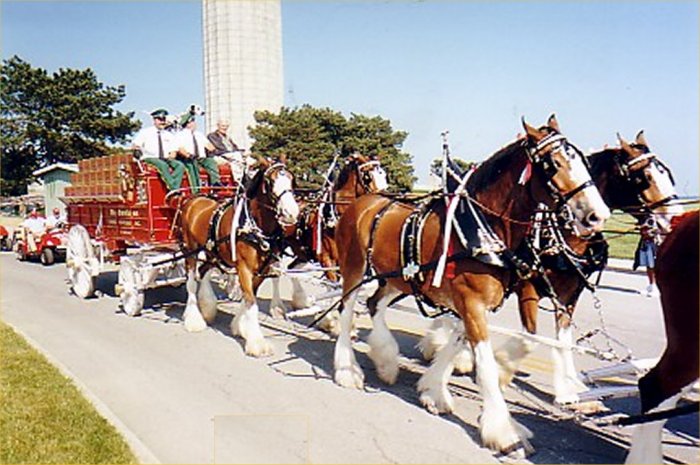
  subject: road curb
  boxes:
[606,258,644,276]
[5,321,161,465]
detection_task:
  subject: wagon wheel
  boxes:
[117,255,144,317]
[41,248,55,266]
[16,244,27,261]
[66,225,97,298]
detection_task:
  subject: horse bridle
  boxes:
[615,151,678,212]
[356,159,386,192]
[526,133,596,212]
[261,162,296,225]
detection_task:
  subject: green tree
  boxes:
[429,156,476,178]
[249,105,415,191]
[0,56,140,195]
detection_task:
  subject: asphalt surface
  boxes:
[1,252,697,464]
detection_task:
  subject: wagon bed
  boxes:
[62,152,238,312]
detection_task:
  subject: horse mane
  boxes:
[334,159,356,190]
[467,139,525,192]
[246,168,265,198]
[587,148,619,179]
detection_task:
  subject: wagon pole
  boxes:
[441,130,450,194]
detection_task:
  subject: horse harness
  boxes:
[614,149,678,212]
[360,133,602,318]
[362,190,542,318]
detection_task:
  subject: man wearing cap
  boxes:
[131,109,186,191]
[176,113,221,193]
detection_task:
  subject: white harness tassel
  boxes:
[315,203,324,255]
[229,196,244,262]
[431,170,473,288]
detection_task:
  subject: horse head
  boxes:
[250,154,300,228]
[614,131,682,233]
[345,153,388,194]
[523,114,610,237]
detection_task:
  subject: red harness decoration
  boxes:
[444,233,459,281]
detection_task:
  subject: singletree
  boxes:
[249,105,415,191]
[0,56,140,195]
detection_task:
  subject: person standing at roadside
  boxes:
[633,217,661,297]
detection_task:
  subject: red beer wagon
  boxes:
[63,153,237,315]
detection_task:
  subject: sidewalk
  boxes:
[606,257,643,275]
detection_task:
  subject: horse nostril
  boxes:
[586,212,600,226]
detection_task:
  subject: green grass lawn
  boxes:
[603,212,641,259]
[0,322,136,464]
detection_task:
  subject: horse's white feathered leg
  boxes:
[418,317,473,374]
[625,392,683,464]
[184,268,207,332]
[475,340,532,453]
[231,300,273,357]
[269,277,288,320]
[197,268,218,323]
[291,276,316,310]
[418,317,456,361]
[418,329,462,415]
[552,326,588,404]
[333,289,364,389]
[367,288,401,384]
[494,336,535,389]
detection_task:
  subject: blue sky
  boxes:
[2,1,698,194]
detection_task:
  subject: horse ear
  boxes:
[617,133,635,157]
[278,153,287,164]
[547,114,560,133]
[256,154,270,169]
[635,130,648,147]
[522,117,543,141]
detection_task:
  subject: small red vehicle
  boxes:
[0,225,11,251]
[15,227,68,265]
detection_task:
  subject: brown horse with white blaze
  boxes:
[332,116,610,453]
[270,153,388,323]
[508,131,683,404]
[420,131,683,406]
[178,157,299,357]
[626,210,698,464]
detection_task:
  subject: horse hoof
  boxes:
[375,362,399,385]
[245,339,273,358]
[291,295,315,310]
[334,366,364,389]
[561,400,609,414]
[419,389,454,415]
[367,336,400,385]
[480,415,532,454]
[452,348,474,375]
[184,314,208,333]
[270,305,287,320]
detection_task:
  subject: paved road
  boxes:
[1,253,697,464]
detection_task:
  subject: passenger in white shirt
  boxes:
[21,209,46,252]
[176,114,221,193]
[45,207,66,230]
[131,109,186,190]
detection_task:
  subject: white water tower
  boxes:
[202,0,283,149]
